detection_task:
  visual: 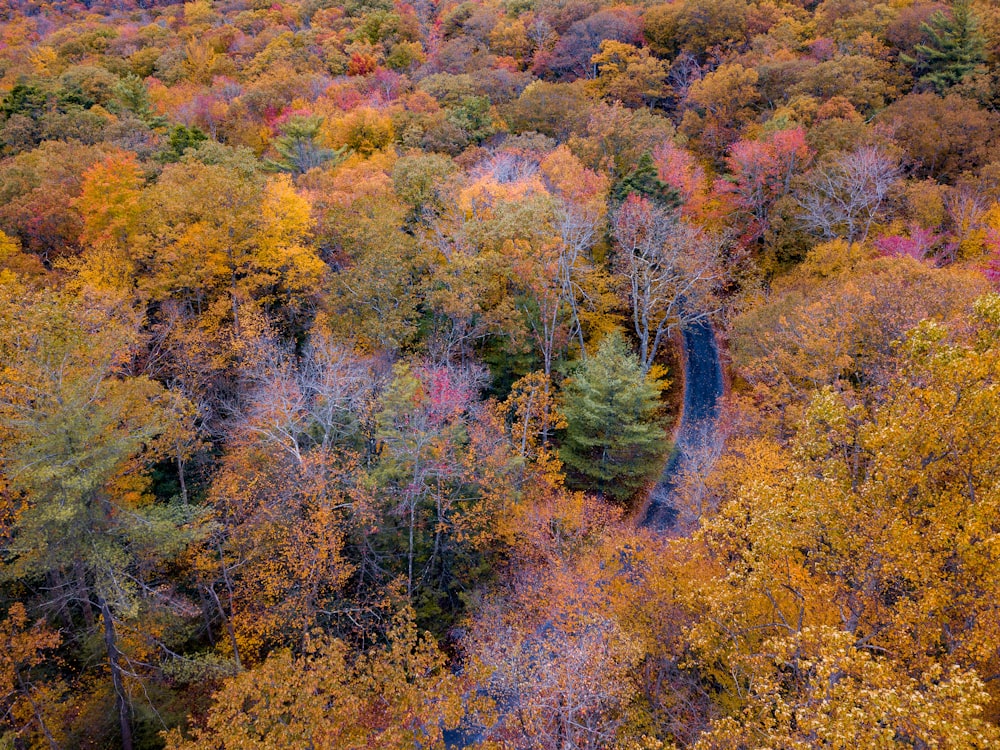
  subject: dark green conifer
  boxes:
[611,152,680,208]
[904,0,986,93]
[559,331,668,502]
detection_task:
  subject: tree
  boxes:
[679,63,760,161]
[695,627,1000,749]
[589,41,668,106]
[716,127,812,243]
[0,604,64,749]
[791,53,903,115]
[612,153,680,209]
[369,362,506,627]
[551,197,607,359]
[539,147,612,358]
[193,338,377,664]
[0,141,112,261]
[795,146,900,244]
[0,230,46,281]
[612,194,722,373]
[511,231,574,380]
[469,568,644,750]
[76,151,144,252]
[452,169,583,378]
[447,96,494,145]
[164,610,470,749]
[266,115,346,176]
[392,153,458,219]
[643,0,749,59]
[110,73,159,124]
[196,444,360,665]
[545,9,641,80]
[652,141,709,218]
[687,296,1000,722]
[327,107,394,157]
[730,249,986,428]
[157,125,208,163]
[502,371,566,460]
[315,159,432,353]
[878,93,995,182]
[504,80,592,140]
[0,284,202,750]
[904,0,986,93]
[424,182,532,365]
[559,332,667,502]
[137,161,324,337]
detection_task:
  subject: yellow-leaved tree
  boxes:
[682,293,1000,730]
[163,610,472,750]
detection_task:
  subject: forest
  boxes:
[2,0,1000,746]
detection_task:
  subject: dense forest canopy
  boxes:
[2,0,1000,747]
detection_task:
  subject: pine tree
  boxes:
[559,332,668,502]
[265,115,346,176]
[611,152,680,208]
[904,0,985,93]
[157,124,208,163]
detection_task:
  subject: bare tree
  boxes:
[612,195,723,373]
[236,334,380,464]
[518,198,605,379]
[943,186,989,264]
[298,337,381,450]
[475,151,540,184]
[796,146,900,244]
[555,199,602,359]
[670,418,730,533]
[471,603,641,750]
[667,51,703,102]
[527,17,555,54]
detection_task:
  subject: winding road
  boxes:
[444,322,725,747]
[641,320,725,531]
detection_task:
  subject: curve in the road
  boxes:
[446,322,724,747]
[641,320,724,531]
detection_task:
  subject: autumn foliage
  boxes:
[2,0,1000,747]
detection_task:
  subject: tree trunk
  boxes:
[17,672,60,750]
[407,496,416,602]
[214,541,243,670]
[74,564,95,628]
[176,451,188,504]
[98,597,133,750]
[206,584,242,670]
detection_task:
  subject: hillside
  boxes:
[2,0,1000,747]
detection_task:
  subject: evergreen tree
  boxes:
[157,124,208,163]
[904,0,985,93]
[110,74,166,127]
[611,152,680,208]
[0,83,48,120]
[559,332,668,502]
[265,115,346,176]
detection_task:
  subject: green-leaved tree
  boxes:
[611,152,680,208]
[904,0,986,93]
[265,115,346,176]
[559,332,668,502]
[0,282,205,750]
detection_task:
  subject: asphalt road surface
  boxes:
[641,320,724,530]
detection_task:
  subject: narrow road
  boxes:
[445,322,725,747]
[641,320,724,530]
